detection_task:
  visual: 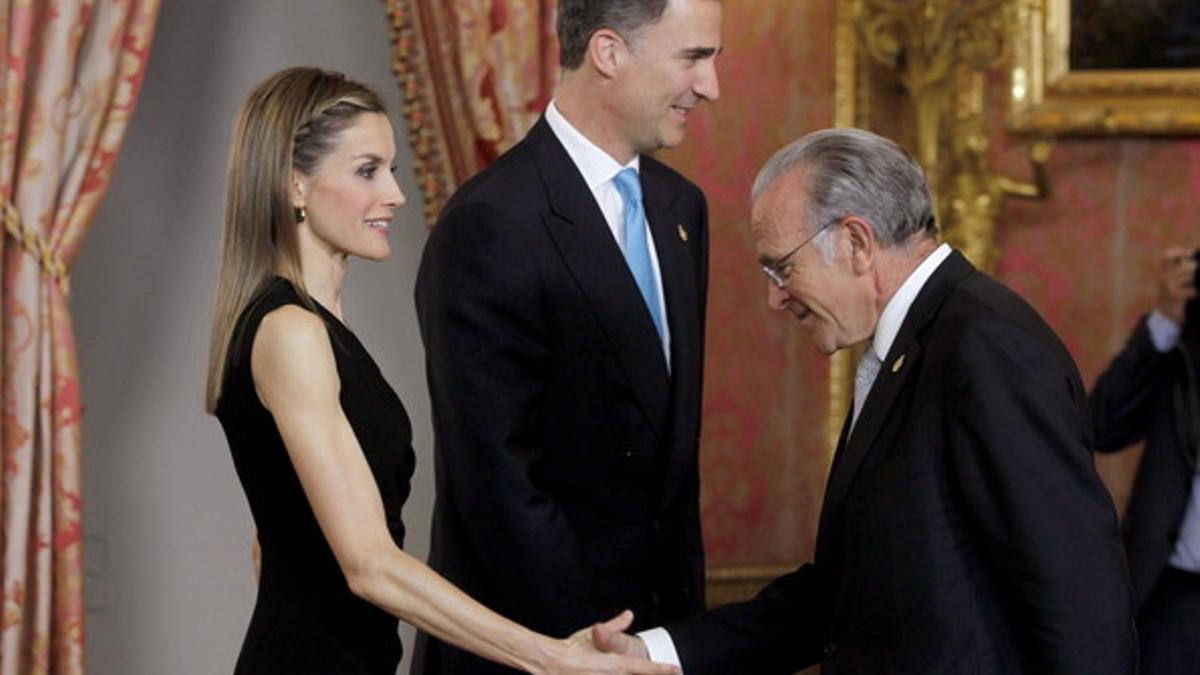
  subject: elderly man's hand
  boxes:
[555,611,668,675]
[1157,247,1197,325]
[566,610,651,660]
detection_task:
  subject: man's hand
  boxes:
[1157,247,1197,325]
[586,610,650,659]
[551,610,673,674]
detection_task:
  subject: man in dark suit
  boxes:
[412,1,722,673]
[1091,246,1200,673]
[595,128,1136,674]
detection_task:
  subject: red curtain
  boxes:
[385,0,559,222]
[0,2,160,672]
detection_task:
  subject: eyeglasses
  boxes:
[760,220,836,289]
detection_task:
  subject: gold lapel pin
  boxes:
[891,354,905,373]
[677,224,688,242]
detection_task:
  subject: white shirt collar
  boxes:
[545,100,638,188]
[871,243,953,361]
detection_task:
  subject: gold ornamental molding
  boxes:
[830,0,1049,455]
[853,0,1012,185]
[705,565,797,610]
[1009,0,1200,134]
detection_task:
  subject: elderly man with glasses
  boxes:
[592,127,1137,675]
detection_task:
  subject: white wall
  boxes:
[74,2,434,673]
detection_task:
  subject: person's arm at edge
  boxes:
[1090,246,1194,454]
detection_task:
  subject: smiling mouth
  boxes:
[366,219,391,232]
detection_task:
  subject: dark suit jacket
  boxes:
[667,251,1136,675]
[1091,316,1199,611]
[412,117,709,674]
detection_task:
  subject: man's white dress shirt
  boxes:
[544,101,671,365]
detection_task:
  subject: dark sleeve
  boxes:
[1090,315,1175,454]
[414,200,594,629]
[947,319,1136,675]
[666,564,823,675]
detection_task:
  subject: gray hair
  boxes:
[752,128,936,255]
[557,0,669,69]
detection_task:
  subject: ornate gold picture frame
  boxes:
[1009,0,1200,134]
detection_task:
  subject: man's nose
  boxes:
[766,281,789,311]
[695,60,720,102]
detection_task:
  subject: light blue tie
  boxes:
[613,168,665,341]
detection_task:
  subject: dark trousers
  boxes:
[1140,567,1200,674]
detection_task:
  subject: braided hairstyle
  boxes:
[206,67,386,413]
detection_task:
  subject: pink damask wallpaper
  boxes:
[660,0,836,567]
[996,135,1200,511]
[662,0,1198,569]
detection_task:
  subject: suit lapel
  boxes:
[815,251,976,571]
[643,165,698,376]
[530,119,671,440]
[643,163,703,509]
[818,330,923,539]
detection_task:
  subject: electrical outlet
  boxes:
[84,534,112,613]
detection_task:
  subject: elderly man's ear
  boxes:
[843,216,876,274]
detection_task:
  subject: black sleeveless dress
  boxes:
[216,278,416,674]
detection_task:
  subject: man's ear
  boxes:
[587,28,627,79]
[843,216,877,274]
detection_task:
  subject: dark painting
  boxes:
[1071,0,1200,70]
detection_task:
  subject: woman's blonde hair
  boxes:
[205,67,386,413]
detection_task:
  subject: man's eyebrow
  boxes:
[678,46,722,59]
[759,252,787,268]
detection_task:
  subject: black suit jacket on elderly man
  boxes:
[664,250,1136,674]
[412,117,709,675]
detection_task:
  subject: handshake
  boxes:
[557,610,668,675]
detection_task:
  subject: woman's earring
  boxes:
[294,206,307,223]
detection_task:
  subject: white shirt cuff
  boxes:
[637,627,683,669]
[1147,310,1182,353]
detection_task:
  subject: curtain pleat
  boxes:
[385,0,558,223]
[0,2,160,673]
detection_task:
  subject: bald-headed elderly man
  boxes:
[594,128,1137,674]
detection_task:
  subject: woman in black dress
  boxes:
[205,67,675,675]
